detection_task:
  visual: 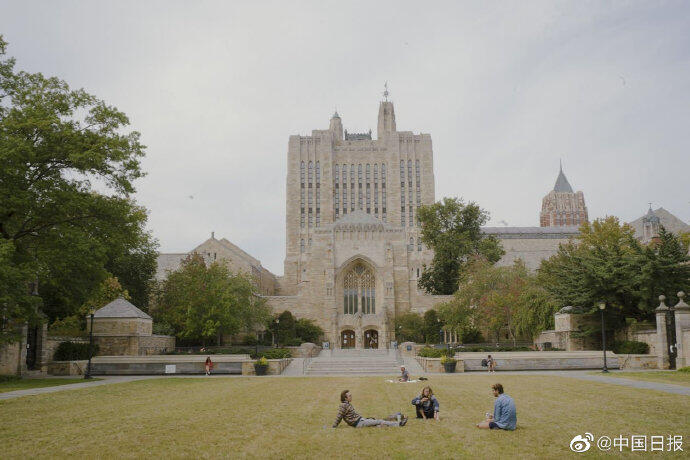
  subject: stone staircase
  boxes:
[304,349,402,375]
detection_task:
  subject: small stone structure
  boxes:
[534,307,599,351]
[87,298,174,356]
[0,322,50,376]
[656,292,690,369]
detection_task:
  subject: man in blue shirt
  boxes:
[476,383,517,430]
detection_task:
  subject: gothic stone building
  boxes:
[156,99,591,348]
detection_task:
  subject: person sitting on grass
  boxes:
[333,390,408,428]
[398,365,410,382]
[411,386,440,420]
[476,383,516,430]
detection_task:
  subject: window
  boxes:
[300,239,304,252]
[408,237,414,251]
[381,164,387,221]
[417,238,422,251]
[343,263,375,315]
[316,161,321,226]
[350,164,355,211]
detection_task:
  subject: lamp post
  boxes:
[598,302,608,373]
[85,308,95,379]
[272,318,280,347]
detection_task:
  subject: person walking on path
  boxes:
[411,386,440,420]
[332,390,408,428]
[476,383,516,430]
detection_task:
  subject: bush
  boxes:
[0,375,20,383]
[460,327,484,344]
[612,340,649,355]
[677,367,690,373]
[440,355,456,364]
[260,348,292,359]
[295,318,323,344]
[242,335,258,346]
[418,347,444,358]
[53,341,99,361]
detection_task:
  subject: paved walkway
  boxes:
[1,370,687,400]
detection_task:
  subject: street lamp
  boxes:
[598,302,608,373]
[272,318,280,347]
[84,307,95,379]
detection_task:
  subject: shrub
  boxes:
[260,348,292,359]
[418,347,444,358]
[460,327,484,344]
[677,366,690,373]
[0,375,20,383]
[295,318,323,343]
[53,341,99,361]
[255,356,268,366]
[612,340,649,355]
[440,355,457,364]
[242,335,258,346]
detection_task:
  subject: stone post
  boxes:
[654,295,670,369]
[674,291,690,368]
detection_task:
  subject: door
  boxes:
[341,330,355,349]
[26,325,39,370]
[364,329,378,349]
[666,309,677,369]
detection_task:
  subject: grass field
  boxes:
[0,378,96,394]
[1,374,688,459]
[593,371,690,387]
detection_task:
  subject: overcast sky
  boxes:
[3,1,689,274]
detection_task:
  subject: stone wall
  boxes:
[0,340,21,375]
[45,336,89,361]
[241,358,292,375]
[138,335,175,355]
[456,351,620,371]
[90,355,249,375]
[48,360,88,376]
[617,354,658,369]
[91,317,152,335]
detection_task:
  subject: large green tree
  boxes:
[153,254,270,345]
[538,217,690,328]
[438,258,558,343]
[0,36,157,331]
[417,197,504,294]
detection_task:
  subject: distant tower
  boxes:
[329,110,343,141]
[642,205,660,243]
[540,163,588,227]
[377,83,396,139]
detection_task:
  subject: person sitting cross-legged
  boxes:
[398,365,410,382]
[332,390,408,428]
[476,383,516,430]
[411,386,440,420]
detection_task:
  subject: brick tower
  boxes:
[540,163,588,227]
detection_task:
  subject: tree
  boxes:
[417,197,504,294]
[422,309,441,344]
[438,258,558,344]
[538,217,690,329]
[153,254,270,345]
[295,318,324,344]
[0,36,157,326]
[394,312,425,343]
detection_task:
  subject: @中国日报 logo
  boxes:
[570,433,594,452]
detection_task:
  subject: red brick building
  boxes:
[539,165,588,227]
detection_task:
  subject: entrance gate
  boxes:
[666,307,677,369]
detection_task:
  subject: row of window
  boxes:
[333,163,387,222]
[300,161,321,228]
[400,159,422,226]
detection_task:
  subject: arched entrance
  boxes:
[341,330,355,349]
[364,329,379,349]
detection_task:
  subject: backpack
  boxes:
[481,359,488,367]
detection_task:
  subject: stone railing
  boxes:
[241,358,292,375]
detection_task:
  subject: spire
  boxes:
[377,83,396,139]
[383,81,389,101]
[332,107,340,118]
[553,163,573,193]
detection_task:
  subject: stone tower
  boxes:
[540,163,588,227]
[641,205,661,243]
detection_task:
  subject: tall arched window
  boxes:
[350,164,355,212]
[300,161,305,228]
[343,263,375,315]
[373,164,379,216]
[381,163,387,222]
[315,161,321,226]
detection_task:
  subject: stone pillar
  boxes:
[654,295,670,369]
[674,292,690,368]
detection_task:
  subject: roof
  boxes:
[628,207,690,238]
[155,253,187,280]
[553,166,574,193]
[482,226,580,239]
[643,206,660,223]
[94,297,151,319]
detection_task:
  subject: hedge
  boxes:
[260,348,292,359]
[53,341,99,361]
[612,340,649,355]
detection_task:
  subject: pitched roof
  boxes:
[94,297,152,319]
[628,207,690,238]
[553,166,574,193]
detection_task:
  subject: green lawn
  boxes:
[592,371,690,387]
[0,378,96,394]
[1,375,688,458]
